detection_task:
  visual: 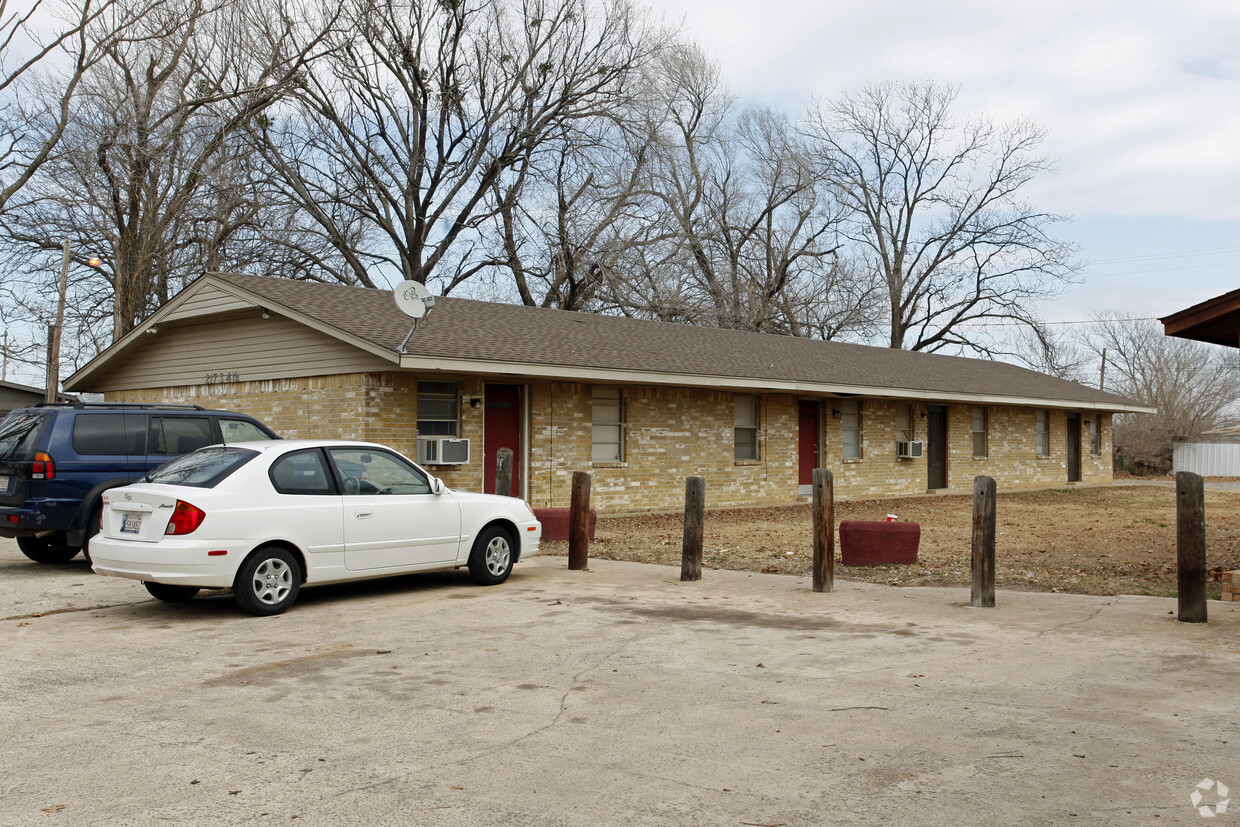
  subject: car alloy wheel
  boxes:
[234,546,302,616]
[468,526,514,586]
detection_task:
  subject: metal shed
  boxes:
[1173,427,1240,476]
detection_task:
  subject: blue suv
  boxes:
[0,403,278,563]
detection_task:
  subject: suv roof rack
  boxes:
[34,402,207,411]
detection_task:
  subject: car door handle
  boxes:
[354,509,373,520]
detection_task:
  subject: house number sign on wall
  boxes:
[205,371,240,384]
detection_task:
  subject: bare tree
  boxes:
[1007,322,1090,382]
[254,0,667,294]
[0,0,143,213]
[1,0,335,344]
[1085,313,1240,473]
[477,111,656,310]
[612,46,872,338]
[804,81,1079,353]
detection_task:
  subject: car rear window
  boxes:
[0,411,50,461]
[146,446,258,488]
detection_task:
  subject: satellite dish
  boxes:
[394,280,433,319]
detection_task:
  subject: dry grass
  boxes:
[541,483,1240,598]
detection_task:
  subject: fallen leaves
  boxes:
[562,486,1240,597]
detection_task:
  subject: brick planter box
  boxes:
[533,508,596,542]
[1222,570,1240,602]
[839,520,921,567]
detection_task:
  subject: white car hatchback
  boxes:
[90,440,542,615]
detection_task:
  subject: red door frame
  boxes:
[798,400,819,486]
[483,384,522,495]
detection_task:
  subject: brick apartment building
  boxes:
[64,273,1153,510]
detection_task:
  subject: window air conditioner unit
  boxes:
[896,440,924,459]
[417,436,470,465]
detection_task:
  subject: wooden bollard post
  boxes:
[568,471,591,571]
[812,468,834,593]
[681,476,706,581]
[1177,470,1208,623]
[495,447,514,497]
[971,475,996,608]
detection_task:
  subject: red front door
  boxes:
[798,401,819,486]
[483,385,522,495]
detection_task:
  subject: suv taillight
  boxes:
[165,500,206,535]
[31,452,54,480]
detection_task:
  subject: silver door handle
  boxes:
[355,509,373,519]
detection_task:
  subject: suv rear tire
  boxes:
[16,535,81,564]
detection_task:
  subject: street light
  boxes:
[45,243,100,403]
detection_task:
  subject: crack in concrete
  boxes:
[2,601,147,621]
[441,633,643,769]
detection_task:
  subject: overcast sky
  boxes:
[657,0,1240,329]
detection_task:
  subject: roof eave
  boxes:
[397,353,1156,413]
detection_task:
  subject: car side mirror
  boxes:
[430,477,446,495]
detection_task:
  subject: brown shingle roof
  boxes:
[197,272,1144,410]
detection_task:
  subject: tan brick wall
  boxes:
[109,373,419,449]
[109,373,495,491]
[825,399,927,498]
[527,384,801,510]
[109,374,1114,511]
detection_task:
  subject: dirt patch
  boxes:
[541,483,1240,597]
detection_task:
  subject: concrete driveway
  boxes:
[1,538,1237,825]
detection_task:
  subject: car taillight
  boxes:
[31,452,54,480]
[166,500,206,535]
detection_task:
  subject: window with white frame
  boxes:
[972,406,988,457]
[734,395,758,460]
[1089,414,1101,455]
[841,399,862,459]
[417,381,459,436]
[1036,409,1049,456]
[592,386,624,461]
[895,404,915,444]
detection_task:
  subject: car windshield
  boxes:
[146,446,258,488]
[0,411,50,461]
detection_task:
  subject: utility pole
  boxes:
[45,240,70,403]
[1098,347,1107,392]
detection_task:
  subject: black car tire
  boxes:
[16,534,81,564]
[233,546,301,616]
[467,525,515,586]
[144,582,200,603]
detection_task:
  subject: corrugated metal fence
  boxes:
[1173,441,1240,476]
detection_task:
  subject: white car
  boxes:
[90,440,541,615]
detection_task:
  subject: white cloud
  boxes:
[660,0,1240,222]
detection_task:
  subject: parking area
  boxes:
[2,537,1238,825]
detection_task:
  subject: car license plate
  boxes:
[120,513,143,535]
[0,475,8,494]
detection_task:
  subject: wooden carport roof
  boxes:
[1161,288,1240,348]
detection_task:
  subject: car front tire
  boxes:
[144,582,200,603]
[233,546,302,616]
[467,526,515,586]
[16,534,81,564]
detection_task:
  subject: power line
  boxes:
[959,316,1158,328]
[1081,259,1240,279]
[1088,244,1240,266]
